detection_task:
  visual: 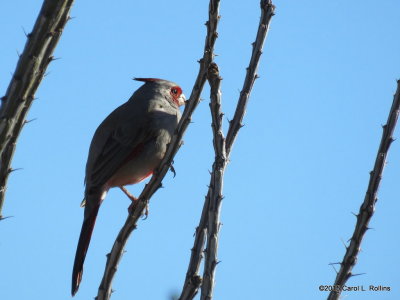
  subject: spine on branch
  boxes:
[0,0,75,219]
[327,80,400,300]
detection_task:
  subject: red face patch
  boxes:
[170,86,182,106]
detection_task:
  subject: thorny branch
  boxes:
[226,0,275,154]
[177,2,222,299]
[327,80,400,300]
[200,64,225,300]
[179,1,275,299]
[0,0,75,219]
[95,1,221,299]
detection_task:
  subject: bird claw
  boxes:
[141,201,149,220]
[170,163,176,178]
[142,206,149,220]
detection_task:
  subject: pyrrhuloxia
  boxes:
[71,78,186,296]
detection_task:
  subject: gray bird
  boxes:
[72,78,186,296]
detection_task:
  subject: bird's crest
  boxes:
[133,78,164,83]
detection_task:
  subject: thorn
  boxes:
[350,272,366,277]
[0,215,14,221]
[351,212,358,217]
[255,74,260,79]
[8,167,23,174]
[44,71,51,77]
[24,118,37,125]
[340,238,347,249]
[329,263,339,274]
[21,26,28,37]
[16,50,21,57]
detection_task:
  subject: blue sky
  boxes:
[1,1,400,299]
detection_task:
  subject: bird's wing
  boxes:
[84,102,153,190]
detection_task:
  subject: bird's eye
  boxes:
[171,88,178,95]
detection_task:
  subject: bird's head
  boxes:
[134,78,186,107]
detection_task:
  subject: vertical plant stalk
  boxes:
[95,1,221,299]
[327,80,400,300]
[225,0,275,154]
[177,2,222,300]
[200,64,226,300]
[0,0,75,219]
[179,1,275,300]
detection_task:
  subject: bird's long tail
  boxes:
[71,203,100,296]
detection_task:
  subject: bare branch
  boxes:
[200,63,226,300]
[177,2,222,299]
[225,0,275,154]
[178,196,209,300]
[0,0,75,219]
[179,2,275,300]
[327,80,400,300]
[95,1,221,299]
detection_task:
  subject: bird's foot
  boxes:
[120,186,138,215]
[127,199,149,219]
[120,186,149,218]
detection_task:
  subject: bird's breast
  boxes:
[105,131,171,188]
